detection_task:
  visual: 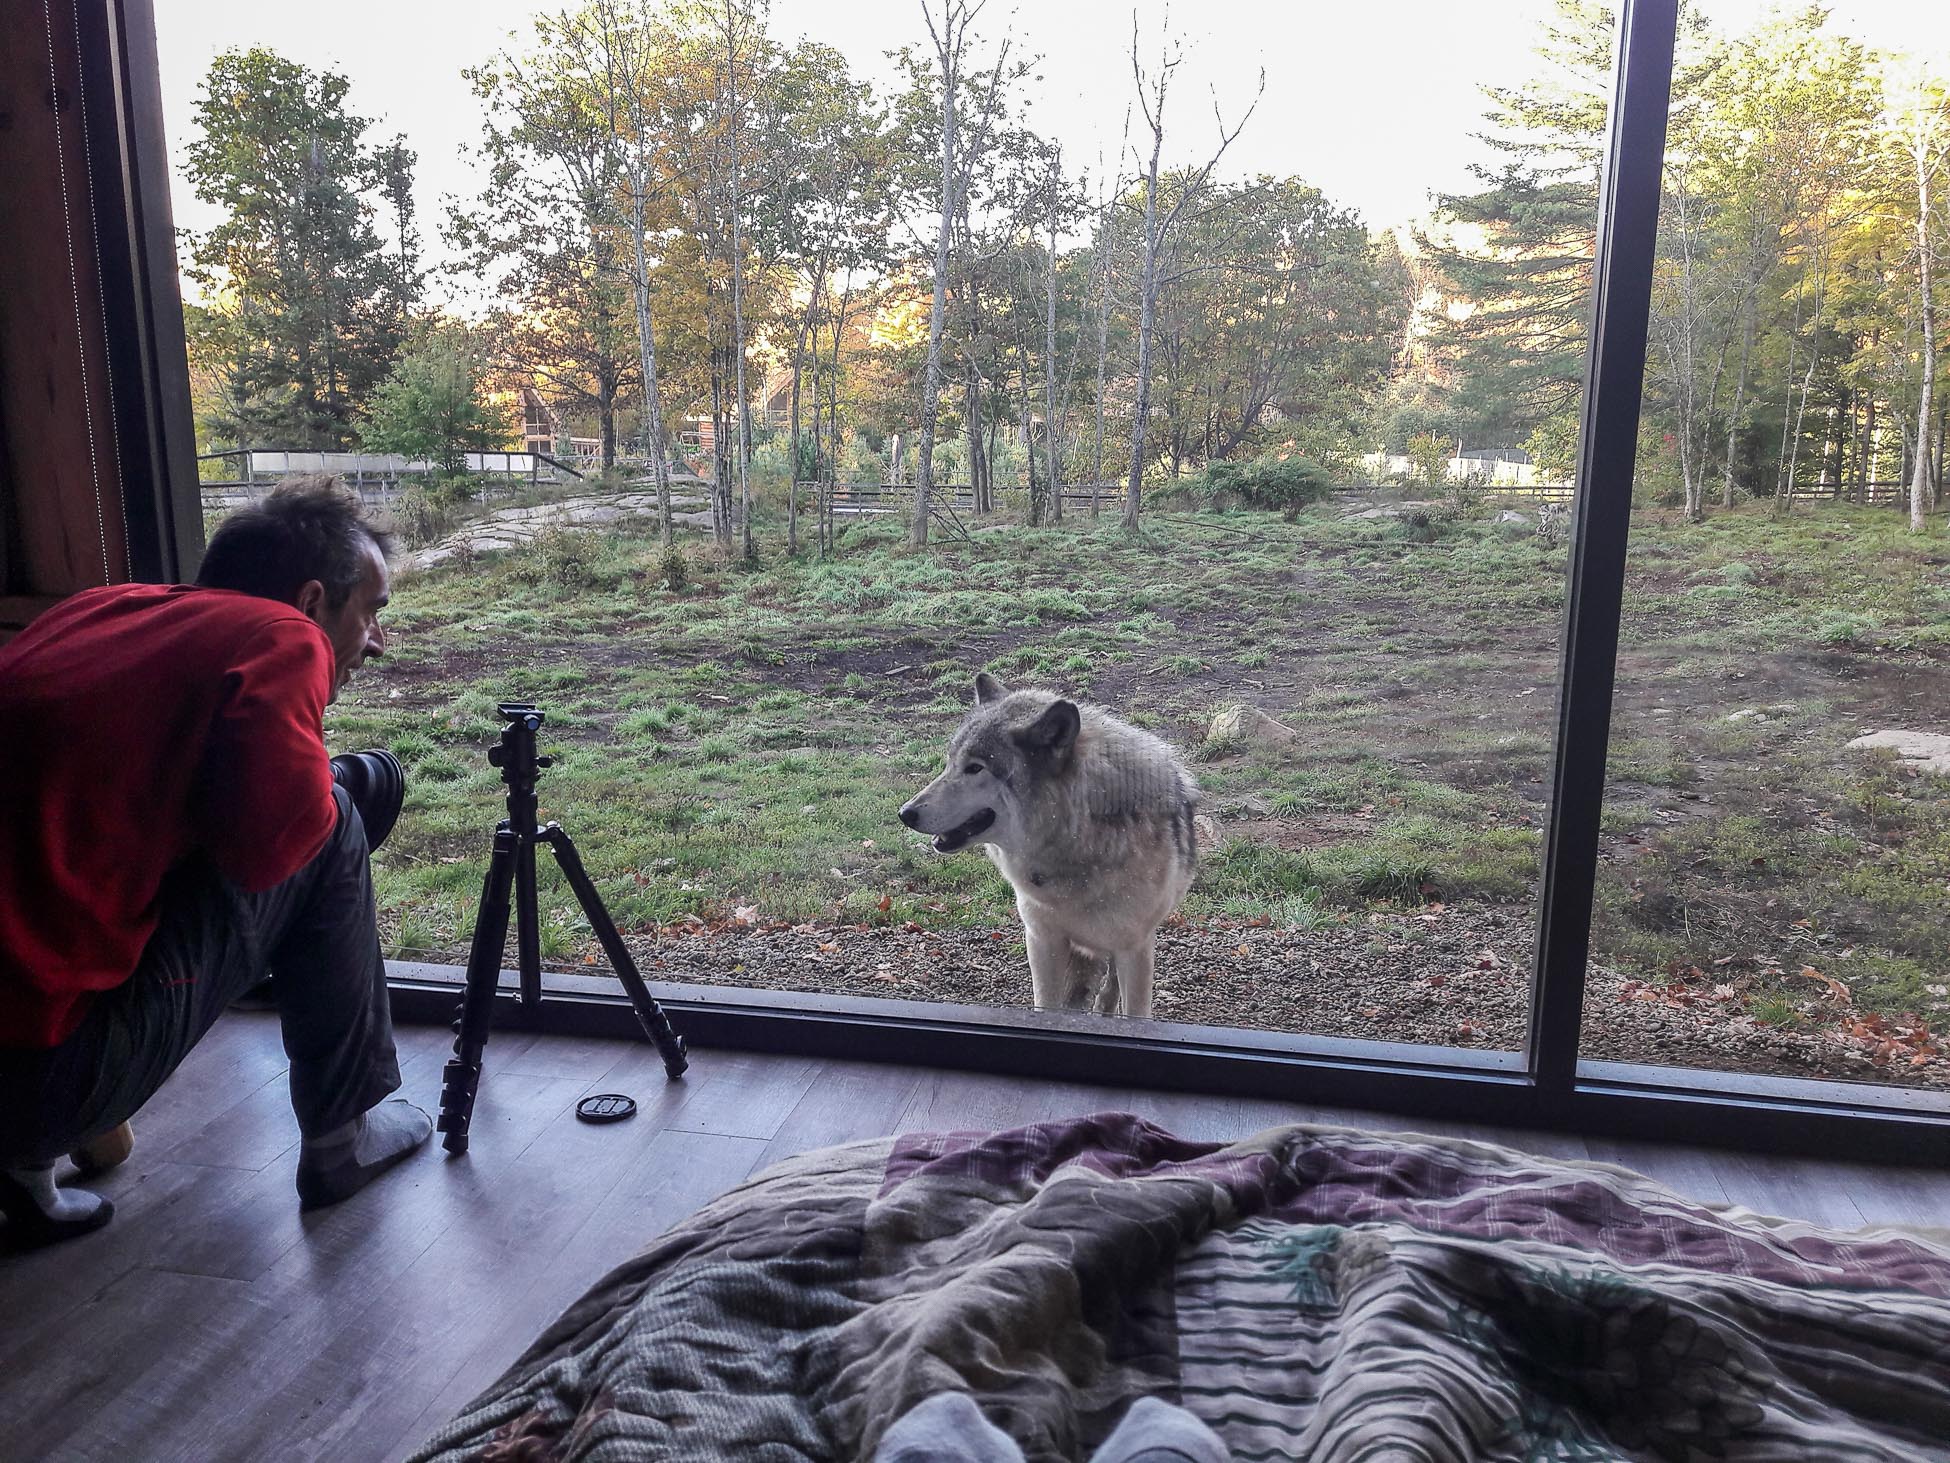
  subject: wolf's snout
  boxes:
[898,801,922,829]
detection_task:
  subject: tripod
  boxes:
[437,703,688,1155]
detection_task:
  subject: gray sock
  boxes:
[1089,1398,1230,1463]
[295,1099,432,1210]
[875,1394,1025,1463]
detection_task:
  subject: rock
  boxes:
[1492,510,1533,538]
[1847,729,1950,776]
[1208,703,1301,749]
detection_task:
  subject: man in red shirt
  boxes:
[0,476,430,1248]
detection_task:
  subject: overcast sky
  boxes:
[153,0,1950,291]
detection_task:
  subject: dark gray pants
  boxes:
[0,785,401,1166]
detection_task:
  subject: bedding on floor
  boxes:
[406,1113,1950,1462]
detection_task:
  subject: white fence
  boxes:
[240,450,544,477]
[1357,450,1552,488]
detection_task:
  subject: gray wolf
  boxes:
[899,673,1198,1018]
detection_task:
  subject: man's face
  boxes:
[301,540,390,703]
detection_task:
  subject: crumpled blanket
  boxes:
[405,1113,1950,1462]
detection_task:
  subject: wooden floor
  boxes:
[4,1014,1947,1463]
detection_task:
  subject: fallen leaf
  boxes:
[876,895,892,912]
[1800,965,1851,1005]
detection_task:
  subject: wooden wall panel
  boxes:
[0,0,131,616]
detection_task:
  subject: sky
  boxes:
[153,0,1950,289]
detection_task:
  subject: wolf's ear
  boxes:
[974,671,1007,705]
[1016,698,1080,756]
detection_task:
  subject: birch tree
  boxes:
[1889,64,1950,531]
[1122,13,1261,529]
[583,0,677,546]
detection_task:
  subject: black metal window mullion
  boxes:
[1527,0,1679,1097]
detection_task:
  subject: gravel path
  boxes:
[619,900,1948,1091]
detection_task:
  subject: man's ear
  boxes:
[1016,699,1080,756]
[974,671,1007,705]
[293,578,328,623]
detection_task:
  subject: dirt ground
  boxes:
[610,900,1950,1091]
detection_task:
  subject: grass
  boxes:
[334,493,1950,1044]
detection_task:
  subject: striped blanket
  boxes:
[407,1114,1950,1462]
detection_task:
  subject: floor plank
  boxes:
[391,1126,770,1457]
[5,1013,1947,1463]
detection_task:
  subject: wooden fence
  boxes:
[1787,480,1912,506]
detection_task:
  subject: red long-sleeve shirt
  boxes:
[0,584,338,1047]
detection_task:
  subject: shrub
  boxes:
[659,545,689,593]
[533,525,599,589]
[1170,454,1336,518]
[1234,456,1335,520]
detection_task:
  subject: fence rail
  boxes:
[1787,479,1912,505]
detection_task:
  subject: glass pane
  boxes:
[1583,2,1950,1090]
[159,1,1612,1055]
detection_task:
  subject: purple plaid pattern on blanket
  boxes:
[409,1114,1950,1463]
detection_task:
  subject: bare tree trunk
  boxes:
[721,0,754,560]
[1043,148,1064,524]
[1016,328,1040,525]
[1093,234,1110,517]
[914,2,974,549]
[1123,109,1164,531]
[628,210,674,549]
[964,363,985,515]
[1914,130,1937,533]
[788,322,805,556]
[598,387,617,476]
[1121,21,1259,531]
[1722,299,1754,509]
[1855,389,1873,502]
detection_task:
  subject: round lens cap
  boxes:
[575,1093,638,1124]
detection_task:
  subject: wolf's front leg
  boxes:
[1024,922,1073,1010]
[1113,940,1157,1019]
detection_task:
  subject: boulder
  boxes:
[1193,814,1223,851]
[1846,729,1950,776]
[1208,703,1301,749]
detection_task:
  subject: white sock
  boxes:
[875,1394,1025,1463]
[9,1163,109,1224]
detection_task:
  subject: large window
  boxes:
[113,0,1950,1150]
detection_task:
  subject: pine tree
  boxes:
[184,48,416,449]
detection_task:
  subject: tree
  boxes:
[1146,176,1405,476]
[362,322,511,474]
[184,47,418,449]
[1121,14,1261,528]
[908,0,1018,547]
[576,0,681,546]
[1888,63,1950,530]
[717,0,758,560]
[453,25,643,472]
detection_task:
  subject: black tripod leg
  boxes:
[540,825,689,1079]
[437,824,519,1154]
[515,829,542,1012]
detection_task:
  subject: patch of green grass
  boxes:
[346,500,1950,1049]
